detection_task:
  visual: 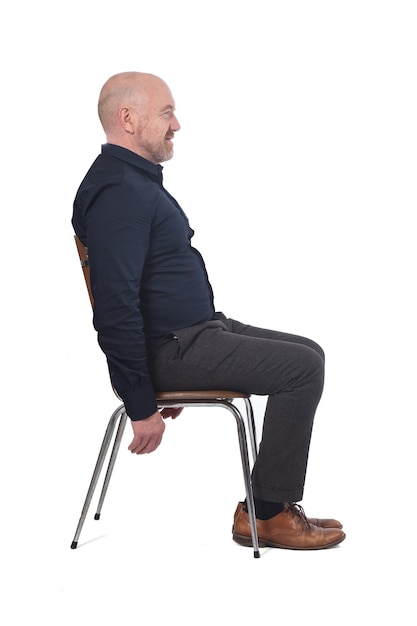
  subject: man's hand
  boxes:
[128,411,166,455]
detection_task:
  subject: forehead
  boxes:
[143,79,175,112]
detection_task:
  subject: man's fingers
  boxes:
[128,432,163,454]
[160,407,184,419]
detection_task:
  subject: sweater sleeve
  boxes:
[82,180,158,421]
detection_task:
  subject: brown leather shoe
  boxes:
[233,502,346,550]
[308,516,343,529]
[234,501,343,529]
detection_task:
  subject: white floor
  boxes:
[3,390,414,625]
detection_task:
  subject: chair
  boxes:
[70,235,261,557]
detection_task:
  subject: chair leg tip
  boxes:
[94,513,101,520]
[70,541,78,549]
[254,550,260,558]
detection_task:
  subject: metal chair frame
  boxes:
[70,235,260,557]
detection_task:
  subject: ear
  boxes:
[119,106,135,134]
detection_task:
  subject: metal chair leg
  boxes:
[244,397,258,463]
[94,410,128,520]
[223,400,260,558]
[70,404,126,549]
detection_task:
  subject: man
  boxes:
[72,71,345,550]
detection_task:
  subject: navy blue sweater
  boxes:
[72,144,215,420]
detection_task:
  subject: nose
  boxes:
[171,113,181,131]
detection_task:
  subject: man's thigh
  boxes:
[221,314,324,360]
[149,315,323,395]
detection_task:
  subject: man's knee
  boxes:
[307,338,325,362]
[301,346,325,388]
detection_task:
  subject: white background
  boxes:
[1,1,416,624]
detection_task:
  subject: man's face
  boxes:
[133,82,181,164]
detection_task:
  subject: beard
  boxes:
[141,136,174,164]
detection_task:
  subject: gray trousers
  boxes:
[147,312,325,503]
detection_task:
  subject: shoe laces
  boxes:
[285,502,311,529]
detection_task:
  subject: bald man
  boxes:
[72,72,345,551]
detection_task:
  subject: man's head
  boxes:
[98,72,181,164]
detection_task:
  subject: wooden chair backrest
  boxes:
[74,235,94,309]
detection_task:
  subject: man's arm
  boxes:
[83,183,158,421]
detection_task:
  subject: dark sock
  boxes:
[244,498,285,520]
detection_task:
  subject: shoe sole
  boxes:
[232,531,346,550]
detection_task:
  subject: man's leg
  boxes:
[148,316,345,549]
[149,314,324,503]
